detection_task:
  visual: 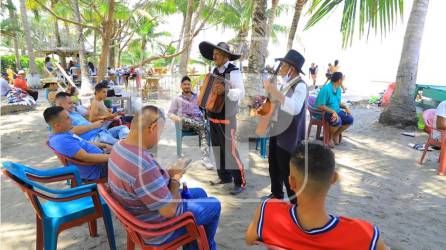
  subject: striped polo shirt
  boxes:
[258,199,380,250]
[108,140,183,245]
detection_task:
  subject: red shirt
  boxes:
[13,76,28,91]
[258,199,380,250]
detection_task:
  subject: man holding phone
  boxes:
[108,105,221,249]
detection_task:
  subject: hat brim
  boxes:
[199,41,241,61]
[275,58,305,75]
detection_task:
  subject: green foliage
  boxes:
[305,0,405,47]
[151,44,176,67]
[1,54,45,73]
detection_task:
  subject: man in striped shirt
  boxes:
[108,105,221,249]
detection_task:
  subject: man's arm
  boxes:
[158,178,181,218]
[72,148,109,163]
[227,70,245,102]
[89,100,114,122]
[71,120,104,135]
[437,116,446,130]
[376,233,389,250]
[167,98,181,123]
[245,204,262,245]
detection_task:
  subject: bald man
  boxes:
[108,105,221,249]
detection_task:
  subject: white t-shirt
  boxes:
[433,100,446,138]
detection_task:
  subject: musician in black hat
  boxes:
[198,41,246,195]
[263,49,308,204]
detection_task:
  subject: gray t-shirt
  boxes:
[0,78,11,96]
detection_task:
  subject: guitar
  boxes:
[255,65,280,136]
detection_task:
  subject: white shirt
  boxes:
[278,77,307,116]
[433,100,446,138]
[215,61,245,102]
[1,78,11,96]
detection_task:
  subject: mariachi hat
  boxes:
[41,77,59,88]
[275,49,306,75]
[199,41,241,61]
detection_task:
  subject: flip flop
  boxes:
[402,132,416,137]
[408,143,432,151]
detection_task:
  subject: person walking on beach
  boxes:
[309,63,318,87]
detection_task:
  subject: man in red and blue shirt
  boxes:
[108,105,221,249]
[246,142,388,250]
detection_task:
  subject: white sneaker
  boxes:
[201,157,215,170]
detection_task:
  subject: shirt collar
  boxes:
[217,61,230,73]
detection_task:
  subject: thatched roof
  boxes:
[36,47,95,57]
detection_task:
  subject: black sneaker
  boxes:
[230,186,245,195]
[261,193,283,201]
[209,179,232,186]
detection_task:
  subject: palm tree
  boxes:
[70,0,91,94]
[305,0,428,128]
[5,0,21,69]
[18,0,37,74]
[286,0,308,51]
[379,0,430,127]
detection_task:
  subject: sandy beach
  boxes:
[1,89,445,250]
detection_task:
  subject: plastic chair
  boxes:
[46,141,107,184]
[253,240,288,250]
[175,122,202,157]
[1,162,116,250]
[306,96,330,145]
[97,183,210,250]
[418,109,446,175]
[255,138,268,159]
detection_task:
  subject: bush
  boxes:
[1,54,45,74]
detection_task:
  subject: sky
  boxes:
[160,0,445,89]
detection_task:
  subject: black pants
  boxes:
[26,89,38,101]
[209,117,246,187]
[268,136,296,204]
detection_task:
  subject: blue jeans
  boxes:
[93,125,129,145]
[324,110,354,127]
[165,188,221,250]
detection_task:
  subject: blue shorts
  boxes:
[324,110,354,127]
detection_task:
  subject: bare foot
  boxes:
[333,134,341,145]
[328,139,335,148]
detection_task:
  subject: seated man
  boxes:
[314,72,353,147]
[108,105,221,249]
[89,81,118,122]
[246,142,388,249]
[55,92,129,145]
[44,106,110,181]
[433,100,446,140]
[168,76,213,169]
[42,77,60,106]
[13,70,38,101]
[1,72,11,96]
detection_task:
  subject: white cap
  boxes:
[17,70,25,75]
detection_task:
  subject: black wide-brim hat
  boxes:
[275,49,305,75]
[199,41,241,61]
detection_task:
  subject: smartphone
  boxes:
[184,159,193,170]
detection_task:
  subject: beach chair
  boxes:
[253,241,288,250]
[1,162,116,250]
[176,122,202,157]
[306,96,342,145]
[417,109,446,175]
[46,141,107,184]
[97,183,209,250]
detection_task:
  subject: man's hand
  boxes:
[263,79,274,93]
[331,112,339,122]
[345,108,352,115]
[168,114,181,123]
[167,168,184,181]
[213,83,225,95]
[92,120,104,129]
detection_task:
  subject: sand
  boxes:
[1,90,445,250]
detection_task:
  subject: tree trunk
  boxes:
[178,0,194,76]
[238,0,268,138]
[97,0,115,81]
[286,0,307,51]
[109,40,116,67]
[70,0,91,95]
[140,37,147,64]
[7,0,21,69]
[170,13,186,73]
[93,30,97,55]
[379,0,429,128]
[64,21,71,47]
[265,0,279,50]
[18,0,37,74]
[51,0,66,69]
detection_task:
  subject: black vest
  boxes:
[208,63,239,119]
[271,80,307,153]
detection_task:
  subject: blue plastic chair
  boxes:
[255,137,269,159]
[175,122,202,156]
[1,162,116,250]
